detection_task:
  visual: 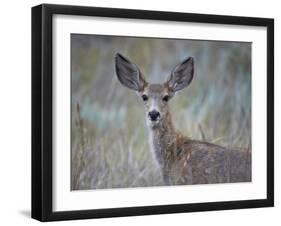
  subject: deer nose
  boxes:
[148,110,160,121]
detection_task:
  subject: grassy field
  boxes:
[71,34,251,190]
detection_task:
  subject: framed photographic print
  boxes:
[31,4,274,221]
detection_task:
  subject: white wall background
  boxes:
[0,0,278,225]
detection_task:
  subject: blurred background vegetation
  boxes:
[71,34,251,190]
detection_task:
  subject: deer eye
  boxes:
[142,94,148,101]
[162,95,169,102]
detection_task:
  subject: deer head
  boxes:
[115,53,194,128]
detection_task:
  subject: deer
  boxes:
[115,53,251,186]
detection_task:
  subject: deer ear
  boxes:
[167,57,194,92]
[115,53,147,91]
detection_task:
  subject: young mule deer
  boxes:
[115,53,251,185]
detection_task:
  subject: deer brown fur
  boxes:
[115,53,251,185]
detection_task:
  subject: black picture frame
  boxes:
[31,3,274,222]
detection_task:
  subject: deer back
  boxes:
[171,139,251,185]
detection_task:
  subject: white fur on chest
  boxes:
[148,130,163,166]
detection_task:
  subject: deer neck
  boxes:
[148,108,178,168]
